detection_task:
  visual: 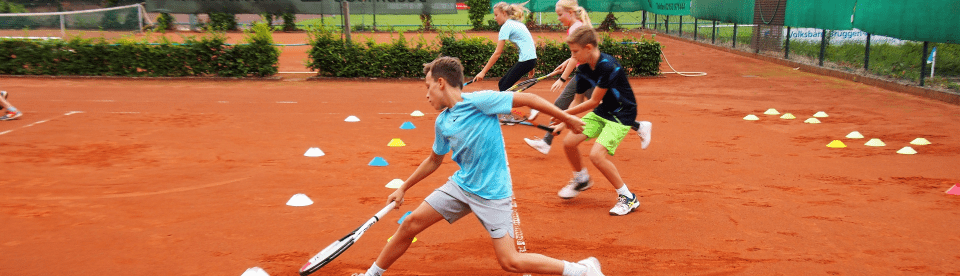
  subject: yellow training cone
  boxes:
[388,138,406,147]
[780,113,796,119]
[897,147,917,154]
[804,118,821,124]
[743,114,760,121]
[763,108,780,115]
[910,138,931,145]
[865,138,885,147]
[813,111,829,118]
[846,131,864,139]
[827,140,847,148]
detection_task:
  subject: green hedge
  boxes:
[0,23,279,77]
[307,29,662,79]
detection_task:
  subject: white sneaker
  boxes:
[609,193,640,216]
[577,257,604,276]
[558,176,592,199]
[523,137,550,154]
[636,121,652,150]
[528,109,540,120]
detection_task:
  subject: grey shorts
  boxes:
[424,180,515,239]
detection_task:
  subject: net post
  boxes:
[864,33,871,71]
[920,41,928,86]
[641,11,646,29]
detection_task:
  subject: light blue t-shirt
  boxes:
[499,19,537,62]
[433,91,514,200]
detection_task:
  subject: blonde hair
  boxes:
[566,26,598,47]
[556,0,591,27]
[494,1,531,21]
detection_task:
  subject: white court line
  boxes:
[0,111,84,136]
[276,101,298,104]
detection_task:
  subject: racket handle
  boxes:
[376,201,398,220]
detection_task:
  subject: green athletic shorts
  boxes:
[582,112,631,155]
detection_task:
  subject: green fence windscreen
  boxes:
[146,0,459,15]
[639,0,691,16]
[691,0,753,24]
[492,0,644,13]
[783,0,855,30]
[853,0,960,43]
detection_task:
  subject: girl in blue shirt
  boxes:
[473,1,538,92]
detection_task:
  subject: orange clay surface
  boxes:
[1,31,959,276]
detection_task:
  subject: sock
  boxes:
[543,132,554,145]
[616,184,633,198]
[364,262,386,276]
[561,260,587,276]
[574,168,589,182]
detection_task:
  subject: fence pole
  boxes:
[712,20,716,44]
[920,41,929,86]
[694,18,698,40]
[642,11,646,29]
[654,14,658,30]
[733,23,738,48]
[665,16,669,34]
[785,26,791,59]
[818,29,826,66]
[343,1,351,44]
[679,16,683,36]
[864,33,871,71]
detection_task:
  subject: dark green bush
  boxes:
[207,12,237,31]
[466,0,493,31]
[306,29,662,79]
[156,12,174,31]
[0,22,279,78]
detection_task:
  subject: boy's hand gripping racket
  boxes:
[299,201,397,276]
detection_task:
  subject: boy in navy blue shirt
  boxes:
[552,27,641,216]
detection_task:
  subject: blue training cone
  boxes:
[369,157,389,166]
[400,121,416,129]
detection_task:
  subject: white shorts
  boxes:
[424,180,515,239]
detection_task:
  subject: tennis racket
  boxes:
[506,70,561,93]
[463,79,475,87]
[501,109,560,134]
[299,201,397,276]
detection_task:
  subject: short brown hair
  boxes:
[566,26,598,47]
[423,56,464,89]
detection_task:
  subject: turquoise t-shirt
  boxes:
[433,91,514,200]
[498,19,537,62]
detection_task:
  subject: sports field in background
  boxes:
[1,30,959,276]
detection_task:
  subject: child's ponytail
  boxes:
[494,1,531,21]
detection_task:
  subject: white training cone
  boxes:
[846,131,864,139]
[410,110,425,117]
[345,115,360,122]
[865,138,886,147]
[780,113,796,119]
[804,118,821,124]
[743,114,760,121]
[763,108,780,115]
[385,179,404,189]
[813,111,829,118]
[304,147,325,157]
[286,193,314,207]
[897,147,917,155]
[241,267,270,276]
[910,138,931,145]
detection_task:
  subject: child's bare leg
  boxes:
[374,202,444,269]
[588,143,624,190]
[563,133,589,171]
[491,236,566,274]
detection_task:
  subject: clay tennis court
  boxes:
[2,31,959,276]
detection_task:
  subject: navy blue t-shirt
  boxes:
[575,52,638,125]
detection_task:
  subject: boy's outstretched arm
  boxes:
[388,152,445,207]
[512,93,585,134]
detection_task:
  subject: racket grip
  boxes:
[376,201,398,220]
